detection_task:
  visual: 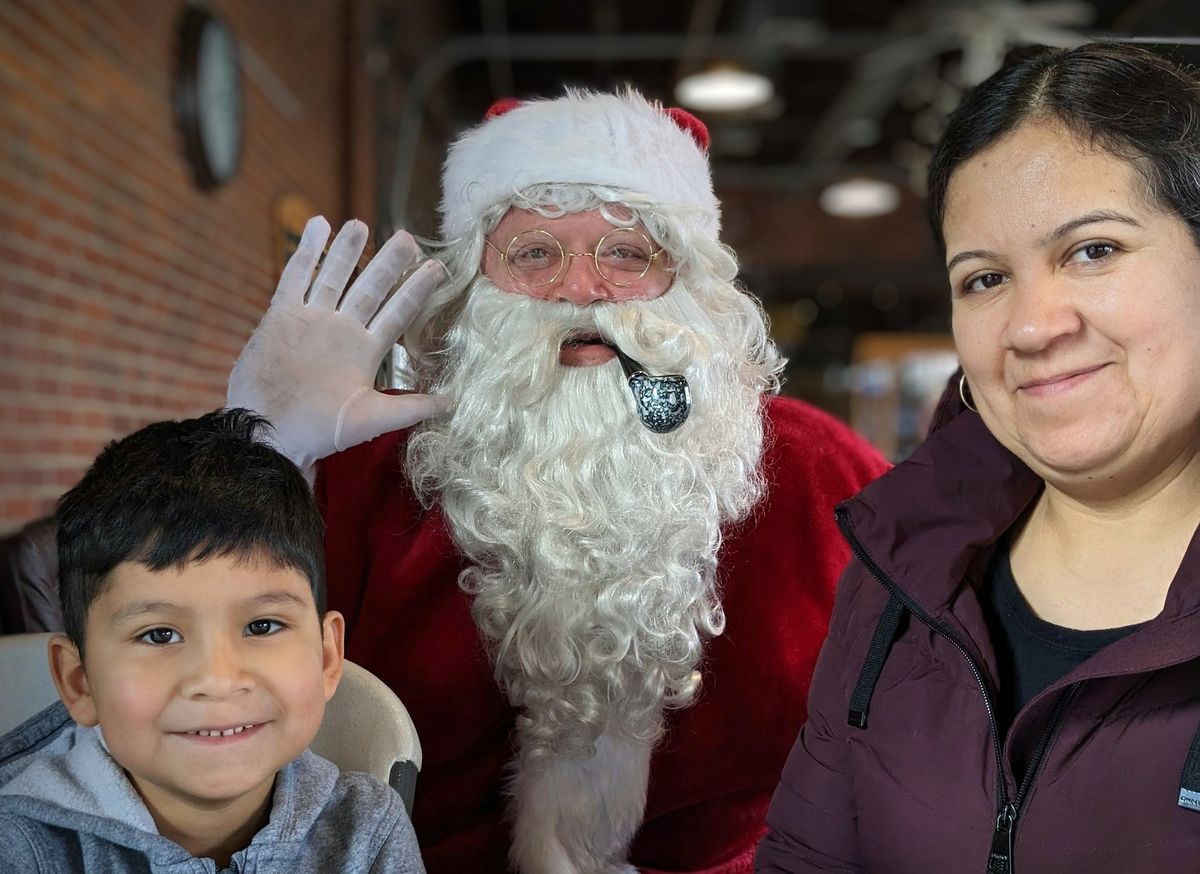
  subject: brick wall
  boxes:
[0,0,378,531]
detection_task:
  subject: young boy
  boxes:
[0,409,425,873]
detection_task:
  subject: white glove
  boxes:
[227,215,449,478]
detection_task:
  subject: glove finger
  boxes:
[367,259,446,341]
[307,219,369,310]
[334,388,451,451]
[273,216,330,307]
[340,228,421,326]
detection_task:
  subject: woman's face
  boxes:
[946,120,1200,493]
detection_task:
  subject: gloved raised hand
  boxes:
[227,216,448,479]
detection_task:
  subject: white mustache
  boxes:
[458,282,707,375]
[455,284,696,432]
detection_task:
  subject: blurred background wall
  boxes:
[1,0,1197,532]
[0,0,398,527]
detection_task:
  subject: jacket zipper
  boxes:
[989,683,1078,872]
[836,507,1078,874]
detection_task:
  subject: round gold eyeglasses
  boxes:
[485,228,665,289]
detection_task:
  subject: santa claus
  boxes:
[228,90,886,873]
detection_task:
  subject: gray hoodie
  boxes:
[0,702,426,873]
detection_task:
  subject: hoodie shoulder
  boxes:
[285,753,423,872]
[0,814,39,868]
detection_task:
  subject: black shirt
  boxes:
[982,546,1143,734]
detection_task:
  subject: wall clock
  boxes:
[175,6,243,191]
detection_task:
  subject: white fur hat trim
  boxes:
[440,89,719,242]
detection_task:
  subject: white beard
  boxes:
[406,278,772,872]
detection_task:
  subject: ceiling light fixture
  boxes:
[675,64,775,112]
[818,178,900,218]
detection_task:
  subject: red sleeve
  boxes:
[314,430,409,634]
[755,564,868,873]
[632,396,887,873]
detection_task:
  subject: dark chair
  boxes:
[0,517,61,635]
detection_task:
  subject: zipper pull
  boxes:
[987,802,1017,873]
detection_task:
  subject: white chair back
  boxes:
[0,632,59,736]
[311,659,423,811]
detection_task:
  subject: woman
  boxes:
[756,42,1200,873]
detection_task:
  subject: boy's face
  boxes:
[50,552,343,820]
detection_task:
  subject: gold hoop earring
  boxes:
[959,373,978,413]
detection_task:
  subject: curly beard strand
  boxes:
[406,279,771,760]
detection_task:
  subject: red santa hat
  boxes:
[439,89,718,243]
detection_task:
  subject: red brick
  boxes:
[0,0,381,530]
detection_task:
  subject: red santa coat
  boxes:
[316,395,887,873]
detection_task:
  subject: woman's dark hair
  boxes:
[56,408,326,654]
[928,42,1200,253]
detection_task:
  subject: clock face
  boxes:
[196,19,241,184]
[176,8,243,190]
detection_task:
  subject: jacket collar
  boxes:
[839,375,1200,640]
[839,393,1039,619]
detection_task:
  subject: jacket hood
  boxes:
[839,370,1040,619]
[0,703,159,831]
[839,371,1200,677]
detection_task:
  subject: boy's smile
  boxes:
[178,722,264,739]
[51,552,343,832]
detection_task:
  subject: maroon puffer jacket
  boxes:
[756,392,1200,873]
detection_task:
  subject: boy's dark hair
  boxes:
[56,408,326,653]
[928,42,1200,253]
